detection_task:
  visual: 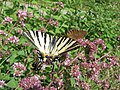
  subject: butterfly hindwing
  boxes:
[67,29,87,40]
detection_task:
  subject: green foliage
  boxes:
[7,78,18,88]
[0,0,119,89]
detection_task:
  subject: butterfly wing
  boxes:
[50,36,80,56]
[23,30,51,55]
[67,30,87,40]
[23,30,81,57]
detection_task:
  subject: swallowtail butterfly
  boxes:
[23,30,86,70]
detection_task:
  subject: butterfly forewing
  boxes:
[23,30,80,57]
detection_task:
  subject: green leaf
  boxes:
[17,50,24,56]
[7,78,18,88]
[80,76,84,81]
[2,45,8,50]
[19,36,27,44]
[106,43,113,50]
[9,51,17,65]
[70,77,76,86]
[0,73,10,80]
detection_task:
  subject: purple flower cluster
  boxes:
[7,36,19,44]
[17,29,23,35]
[100,56,119,69]
[77,38,106,60]
[0,30,7,36]
[19,75,43,90]
[89,61,101,81]
[71,65,81,84]
[71,65,81,77]
[102,79,109,90]
[47,19,59,27]
[54,78,63,88]
[39,16,59,27]
[63,58,71,66]
[17,10,27,20]
[81,81,90,90]
[13,62,26,76]
[94,38,106,50]
[81,61,101,82]
[17,10,33,27]
[2,16,13,25]
[56,2,64,8]
[80,55,119,84]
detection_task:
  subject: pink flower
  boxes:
[17,10,27,20]
[77,52,86,61]
[107,56,119,66]
[7,36,19,44]
[72,71,81,77]
[0,30,7,36]
[101,62,110,69]
[17,10,27,26]
[102,79,109,90]
[77,38,87,47]
[90,61,101,73]
[2,16,12,25]
[0,80,6,87]
[39,16,45,21]
[81,81,90,90]
[17,30,23,35]
[80,62,90,69]
[63,58,71,66]
[56,2,64,8]
[19,20,25,27]
[71,65,81,77]
[94,38,106,50]
[117,36,120,41]
[55,78,63,86]
[13,62,26,76]
[47,19,59,27]
[78,39,97,60]
[86,40,97,51]
[19,75,43,90]
[89,51,95,60]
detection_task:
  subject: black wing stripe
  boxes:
[57,37,69,50]
[50,36,57,53]
[58,38,72,51]
[56,37,64,47]
[36,31,41,47]
[44,33,51,55]
[57,38,79,54]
